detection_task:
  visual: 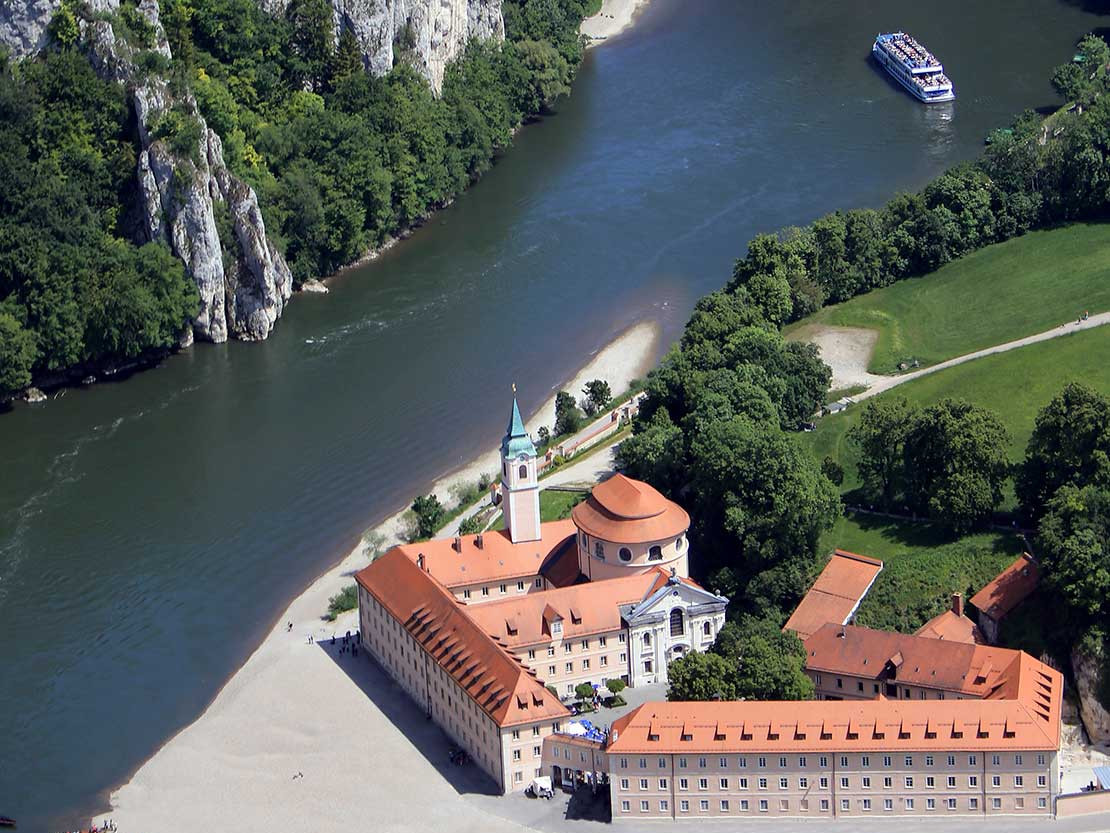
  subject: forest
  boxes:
[0,0,598,399]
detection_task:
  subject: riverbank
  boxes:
[91,320,661,832]
[581,0,652,46]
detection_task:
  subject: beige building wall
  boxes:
[447,574,547,604]
[510,628,631,697]
[608,749,1056,819]
[576,530,690,583]
[810,670,975,702]
[359,585,563,793]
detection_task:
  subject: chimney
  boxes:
[475,534,484,550]
[951,592,964,617]
[453,536,461,553]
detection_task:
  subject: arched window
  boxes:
[594,541,605,560]
[518,464,528,479]
[675,536,684,550]
[580,533,588,549]
[643,632,652,646]
[703,621,712,637]
[649,545,663,561]
[503,461,508,478]
[670,608,685,637]
[619,547,633,562]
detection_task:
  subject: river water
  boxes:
[1,1,1102,829]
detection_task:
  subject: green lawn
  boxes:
[787,223,1110,373]
[539,489,587,522]
[800,326,1110,505]
[822,514,1025,633]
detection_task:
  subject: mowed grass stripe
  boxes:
[787,222,1110,373]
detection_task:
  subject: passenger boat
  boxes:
[872,32,955,103]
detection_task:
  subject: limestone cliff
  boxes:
[0,0,293,342]
[262,0,504,93]
[1073,637,1110,744]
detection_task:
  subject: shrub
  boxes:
[325,584,357,621]
[605,678,626,695]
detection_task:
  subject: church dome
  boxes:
[571,474,690,544]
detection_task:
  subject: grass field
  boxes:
[539,489,587,522]
[801,326,1110,503]
[786,223,1110,373]
[822,514,1025,633]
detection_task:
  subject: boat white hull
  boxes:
[872,44,955,103]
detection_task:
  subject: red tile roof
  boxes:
[915,609,983,644]
[783,550,883,640]
[466,569,668,649]
[805,623,1028,697]
[970,553,1040,621]
[396,519,577,588]
[608,687,1061,754]
[571,474,690,544]
[355,549,569,727]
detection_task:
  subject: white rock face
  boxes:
[265,0,504,93]
[84,0,291,343]
[0,0,116,58]
[1073,644,1110,744]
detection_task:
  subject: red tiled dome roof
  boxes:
[571,474,689,544]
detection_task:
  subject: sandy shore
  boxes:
[92,320,661,833]
[580,0,652,46]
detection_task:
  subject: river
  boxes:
[0,1,1102,829]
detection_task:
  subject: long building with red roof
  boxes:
[355,395,725,793]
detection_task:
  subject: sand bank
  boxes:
[580,0,652,47]
[93,320,661,833]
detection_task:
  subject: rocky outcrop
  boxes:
[84,0,291,342]
[262,0,504,93]
[1073,639,1110,744]
[0,0,115,58]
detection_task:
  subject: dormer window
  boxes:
[552,621,563,636]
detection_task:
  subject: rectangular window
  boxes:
[883,755,891,767]
[659,758,666,769]
[759,800,768,813]
[659,800,669,812]
[820,756,828,768]
[906,777,914,789]
[517,581,525,591]
[679,778,688,791]
[679,758,687,769]
[779,756,788,768]
[905,798,914,810]
[947,777,955,789]
[820,799,829,812]
[659,778,668,789]
[841,799,850,812]
[883,777,892,788]
[527,650,535,660]
[720,757,727,768]
[1039,797,1047,808]
[925,755,933,767]
[1015,754,1024,765]
[513,750,521,761]
[463,589,471,599]
[548,665,555,675]
[739,756,747,768]
[720,800,729,812]
[1038,775,1047,787]
[759,778,768,790]
[799,777,808,789]
[779,777,788,790]
[884,798,893,811]
[862,776,871,789]
[1014,775,1024,787]
[699,800,709,812]
[533,746,540,756]
[739,777,748,789]
[840,777,849,789]
[600,656,607,667]
[640,779,648,790]
[1037,753,1046,766]
[970,798,979,810]
[969,755,977,766]
[799,756,807,768]
[720,778,729,790]
[927,798,936,811]
[698,778,708,791]
[680,800,689,813]
[861,755,870,768]
[947,755,955,766]
[640,800,649,812]
[840,756,849,768]
[535,578,543,588]
[621,801,629,813]
[698,757,707,768]
[620,652,626,662]
[947,798,956,811]
[565,662,572,673]
[564,644,572,654]
[581,639,589,650]
[969,776,978,787]
[620,778,629,790]
[741,799,749,811]
[758,756,767,768]
[992,798,1001,810]
[582,659,590,670]
[819,777,828,789]
[992,775,1000,787]
[862,799,872,811]
[619,632,626,643]
[481,587,489,597]
[904,756,913,768]
[547,647,555,657]
[512,729,520,740]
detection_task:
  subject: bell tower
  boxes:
[501,387,541,543]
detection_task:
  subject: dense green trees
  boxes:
[847,397,1010,530]
[1017,383,1110,520]
[667,617,813,702]
[618,286,837,619]
[0,48,198,399]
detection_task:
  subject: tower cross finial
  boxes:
[512,382,517,393]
